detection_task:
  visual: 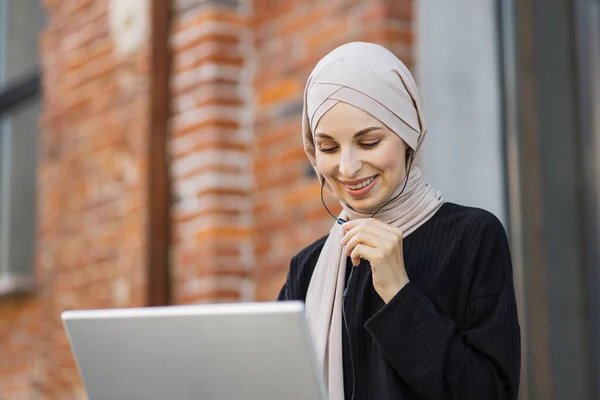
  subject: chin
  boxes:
[342,196,384,214]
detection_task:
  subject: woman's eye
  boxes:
[360,141,380,148]
[318,146,338,153]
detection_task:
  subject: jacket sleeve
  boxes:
[277,254,299,301]
[277,273,291,301]
[364,219,521,400]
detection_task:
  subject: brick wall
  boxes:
[1,0,151,397]
[0,299,41,398]
[0,0,415,397]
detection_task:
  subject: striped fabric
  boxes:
[279,202,521,400]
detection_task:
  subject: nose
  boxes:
[338,147,361,178]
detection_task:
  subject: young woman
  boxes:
[278,42,521,400]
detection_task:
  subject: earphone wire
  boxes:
[321,177,347,224]
[342,282,356,400]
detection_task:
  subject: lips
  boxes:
[341,175,379,198]
[344,175,377,190]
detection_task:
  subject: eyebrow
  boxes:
[315,126,382,140]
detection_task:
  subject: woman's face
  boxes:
[314,102,409,213]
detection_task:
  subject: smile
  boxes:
[341,175,379,198]
[344,175,377,190]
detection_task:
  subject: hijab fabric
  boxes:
[302,42,445,400]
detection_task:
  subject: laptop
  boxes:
[62,301,328,400]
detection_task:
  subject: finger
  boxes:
[341,223,362,245]
[363,219,402,237]
[341,225,379,247]
[345,231,380,256]
[341,222,392,246]
[350,244,379,266]
[343,218,400,236]
[341,218,370,231]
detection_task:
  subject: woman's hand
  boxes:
[341,218,409,303]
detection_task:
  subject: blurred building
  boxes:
[0,0,598,399]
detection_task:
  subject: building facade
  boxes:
[0,0,599,399]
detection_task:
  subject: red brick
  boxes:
[173,8,248,32]
[257,79,301,106]
[386,0,413,23]
[254,273,288,302]
[279,8,329,36]
[252,1,294,26]
[173,118,241,137]
[305,20,351,53]
[383,26,414,45]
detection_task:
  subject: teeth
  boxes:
[346,176,376,190]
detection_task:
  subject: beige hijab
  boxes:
[302,42,445,400]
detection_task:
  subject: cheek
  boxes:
[314,154,336,177]
[371,145,405,172]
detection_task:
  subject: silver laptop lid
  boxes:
[62,301,327,400]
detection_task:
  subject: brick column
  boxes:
[170,0,254,304]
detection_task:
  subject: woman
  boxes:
[278,42,521,400]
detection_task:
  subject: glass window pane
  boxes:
[0,97,40,278]
[1,0,46,85]
[0,0,6,82]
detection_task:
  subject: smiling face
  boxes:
[314,102,410,213]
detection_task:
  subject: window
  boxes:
[0,0,45,295]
